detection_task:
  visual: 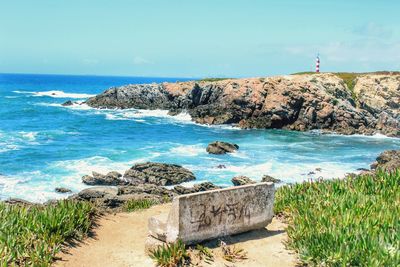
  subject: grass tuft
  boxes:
[149,240,190,267]
[220,241,248,263]
[123,198,159,212]
[275,169,400,266]
[0,200,94,266]
[195,244,214,264]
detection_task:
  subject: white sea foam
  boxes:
[19,131,38,141]
[52,153,161,178]
[325,132,400,140]
[169,145,204,156]
[13,90,95,99]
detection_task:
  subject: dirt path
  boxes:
[54,204,297,267]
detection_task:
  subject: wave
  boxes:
[19,131,38,141]
[13,90,95,99]
[104,109,193,122]
[169,145,205,157]
[322,131,400,140]
[0,144,20,153]
[198,159,362,184]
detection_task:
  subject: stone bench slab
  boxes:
[148,182,275,245]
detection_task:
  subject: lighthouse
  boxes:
[316,54,320,73]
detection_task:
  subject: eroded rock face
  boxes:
[371,150,400,171]
[86,73,400,136]
[123,162,196,186]
[231,176,255,186]
[206,141,239,154]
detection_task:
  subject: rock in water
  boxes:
[82,171,125,186]
[261,175,282,184]
[62,100,73,106]
[231,176,255,186]
[370,150,400,171]
[123,162,196,186]
[55,187,72,193]
[206,141,239,154]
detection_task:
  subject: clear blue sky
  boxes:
[1,0,399,77]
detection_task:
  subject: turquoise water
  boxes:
[0,73,399,202]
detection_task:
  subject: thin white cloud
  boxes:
[133,56,153,65]
[352,22,393,39]
[82,59,99,65]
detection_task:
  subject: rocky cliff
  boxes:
[85,73,400,136]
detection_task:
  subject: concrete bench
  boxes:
[147,182,275,245]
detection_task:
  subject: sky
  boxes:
[1,0,399,78]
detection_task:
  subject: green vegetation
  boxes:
[275,169,400,266]
[197,77,232,82]
[123,198,159,212]
[293,71,400,102]
[149,240,190,267]
[0,200,94,266]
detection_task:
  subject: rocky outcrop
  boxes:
[231,176,255,186]
[123,162,195,186]
[370,150,400,171]
[82,171,126,186]
[62,100,73,106]
[173,182,221,194]
[206,141,239,154]
[261,175,282,184]
[86,73,400,136]
[75,186,165,210]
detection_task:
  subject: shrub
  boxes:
[0,200,94,266]
[149,240,190,267]
[275,169,400,266]
[197,78,231,82]
[123,198,158,212]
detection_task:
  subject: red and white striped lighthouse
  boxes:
[315,54,320,73]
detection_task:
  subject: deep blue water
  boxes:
[0,73,399,202]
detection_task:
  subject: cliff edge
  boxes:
[86,73,400,136]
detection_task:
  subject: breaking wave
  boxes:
[13,90,95,99]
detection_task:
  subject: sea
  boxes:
[0,73,399,202]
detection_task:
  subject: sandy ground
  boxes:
[54,204,297,267]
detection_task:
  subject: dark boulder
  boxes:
[231,176,255,186]
[206,141,239,155]
[55,187,72,193]
[77,186,119,200]
[82,171,126,186]
[62,100,73,106]
[123,162,195,186]
[119,183,176,199]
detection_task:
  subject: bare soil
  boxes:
[54,204,298,267]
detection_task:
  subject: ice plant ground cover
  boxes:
[0,200,94,266]
[275,169,400,266]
